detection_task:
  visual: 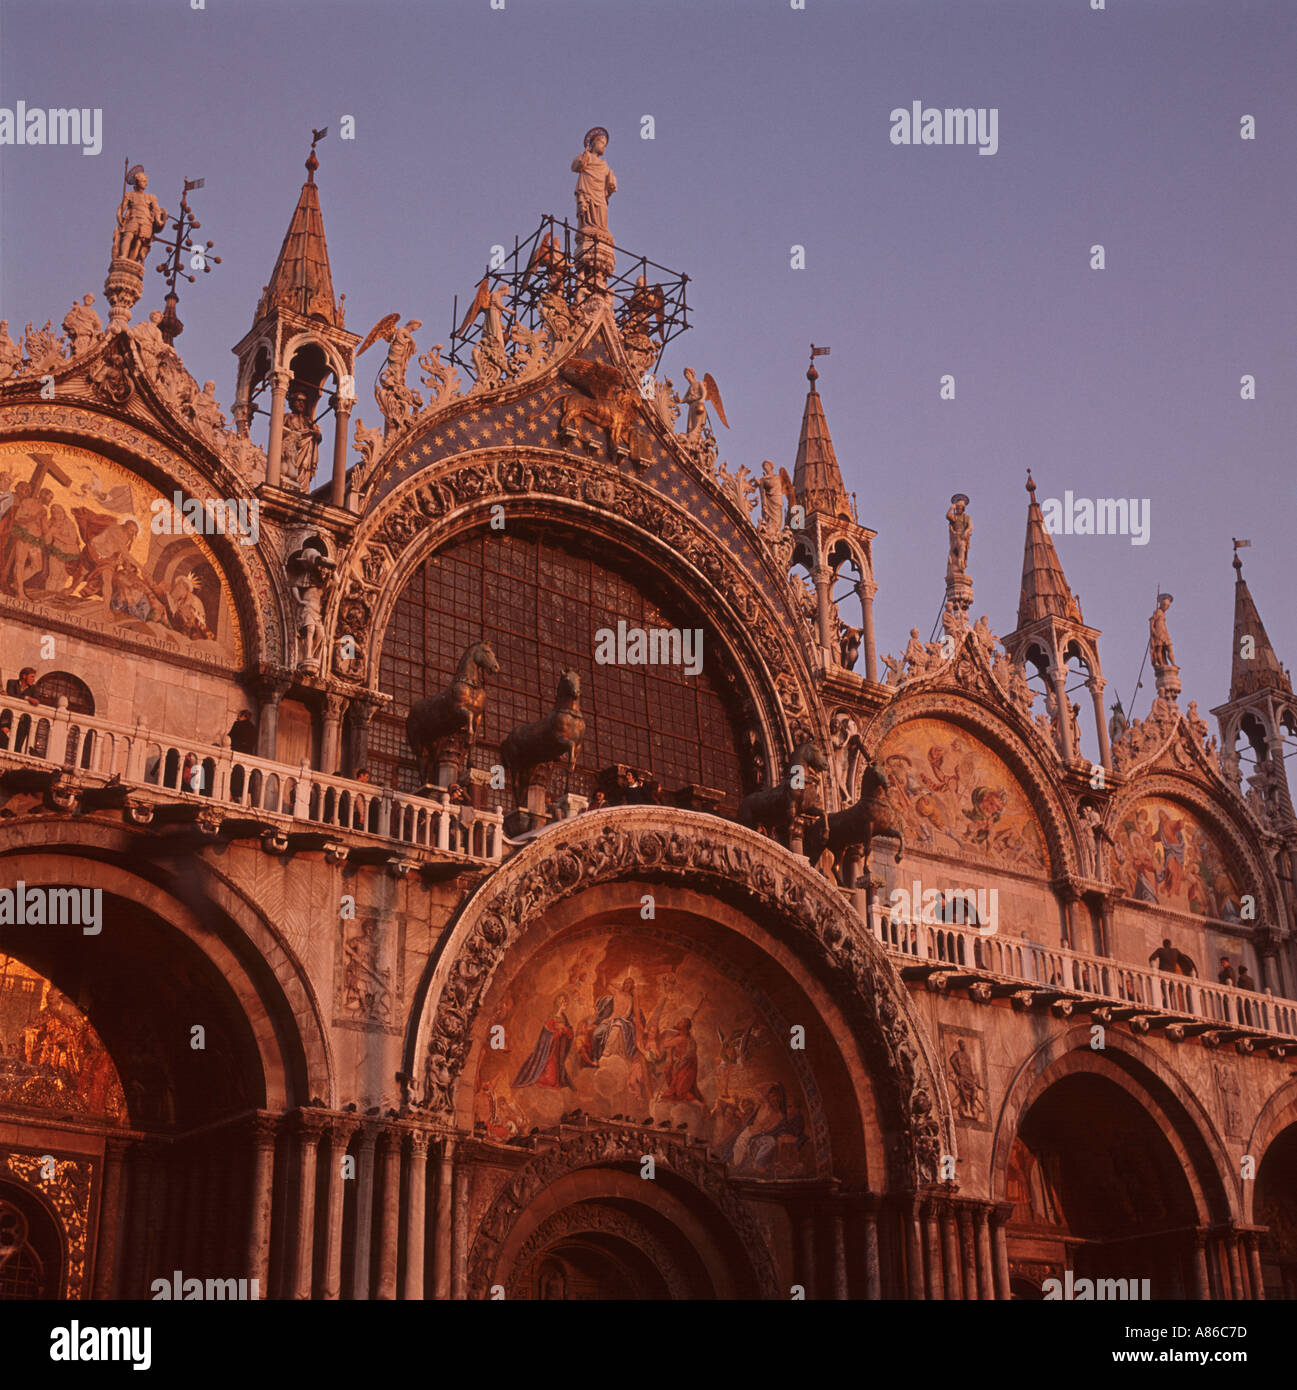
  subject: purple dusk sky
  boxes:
[2,0,1294,759]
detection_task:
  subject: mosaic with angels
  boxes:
[474,926,823,1178]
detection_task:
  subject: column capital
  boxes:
[408,1128,433,1156]
[1086,675,1107,695]
[289,1109,332,1140]
[248,1112,280,1150]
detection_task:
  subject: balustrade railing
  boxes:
[870,903,1297,1040]
[0,693,502,863]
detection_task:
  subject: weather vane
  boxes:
[154,176,220,345]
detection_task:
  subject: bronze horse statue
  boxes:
[501,668,585,804]
[406,640,500,781]
[805,760,905,885]
[736,740,829,843]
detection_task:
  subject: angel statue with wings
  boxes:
[680,367,729,442]
[358,314,424,435]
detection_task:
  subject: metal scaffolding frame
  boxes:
[448,214,690,375]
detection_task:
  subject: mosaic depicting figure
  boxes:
[0,442,240,657]
[0,954,126,1123]
[1109,798,1243,920]
[476,929,817,1179]
[876,718,1047,870]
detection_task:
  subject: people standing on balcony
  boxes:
[1148,939,1180,972]
[227,709,258,755]
[1237,964,1256,992]
[2,667,42,753]
[1218,957,1236,986]
[4,666,40,703]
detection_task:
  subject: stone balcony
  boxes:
[3,690,1293,1049]
[0,692,503,868]
[869,906,1297,1047]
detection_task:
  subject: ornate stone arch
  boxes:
[504,1201,693,1298]
[1105,771,1283,927]
[868,685,1082,880]
[0,401,281,668]
[467,1126,781,1299]
[0,822,334,1110]
[337,452,832,782]
[989,1025,1238,1223]
[408,806,955,1188]
[1242,1079,1297,1223]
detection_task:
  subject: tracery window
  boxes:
[374,528,749,809]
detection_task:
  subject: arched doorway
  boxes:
[1255,1123,1297,1298]
[1005,1073,1202,1296]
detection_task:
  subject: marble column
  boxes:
[320,695,346,778]
[452,1160,470,1300]
[860,1194,881,1299]
[403,1132,430,1302]
[330,393,353,509]
[432,1137,454,1300]
[956,1205,978,1302]
[922,1199,943,1299]
[346,700,378,779]
[92,1138,129,1299]
[1087,676,1112,771]
[244,1117,277,1297]
[376,1129,402,1300]
[290,1116,323,1299]
[1227,1233,1245,1300]
[858,578,878,683]
[830,1200,849,1300]
[257,679,289,762]
[991,1203,1014,1300]
[1191,1230,1211,1300]
[940,1202,962,1300]
[265,370,289,489]
[320,1121,355,1301]
[904,1199,924,1300]
[1053,666,1075,763]
[974,1204,995,1300]
[1245,1233,1265,1300]
[813,565,836,667]
[350,1127,377,1300]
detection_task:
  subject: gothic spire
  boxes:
[259,133,340,327]
[1017,470,1079,628]
[792,347,852,522]
[1229,544,1291,700]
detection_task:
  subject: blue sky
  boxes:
[2,0,1295,740]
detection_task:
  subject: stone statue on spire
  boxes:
[571,127,617,294]
[572,127,616,235]
[1148,592,1181,703]
[1149,593,1175,668]
[946,494,972,578]
[112,165,168,267]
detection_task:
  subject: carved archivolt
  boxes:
[468,1127,780,1299]
[336,450,829,767]
[503,1200,692,1299]
[411,807,953,1189]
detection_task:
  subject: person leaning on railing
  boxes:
[1,667,43,752]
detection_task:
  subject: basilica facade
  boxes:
[0,133,1294,1302]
